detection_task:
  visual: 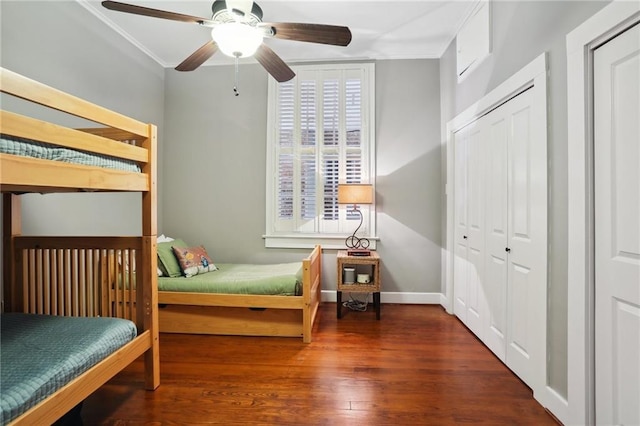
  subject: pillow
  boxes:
[172,245,217,278]
[157,238,187,278]
[157,234,173,243]
[156,235,174,276]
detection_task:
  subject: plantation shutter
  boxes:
[267,63,374,244]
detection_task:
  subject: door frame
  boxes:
[566,2,640,425]
[443,51,549,405]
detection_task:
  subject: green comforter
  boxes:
[158,262,303,296]
[0,313,137,425]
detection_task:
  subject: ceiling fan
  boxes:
[101,0,352,83]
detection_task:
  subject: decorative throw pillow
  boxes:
[157,239,187,278]
[172,245,217,278]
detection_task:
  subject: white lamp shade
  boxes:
[338,184,373,205]
[211,23,263,58]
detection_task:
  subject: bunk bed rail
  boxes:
[0,67,156,193]
[10,236,143,325]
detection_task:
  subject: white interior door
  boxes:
[453,120,487,338]
[465,122,487,337]
[483,107,509,361]
[594,23,640,426]
[504,87,545,386]
[454,125,470,321]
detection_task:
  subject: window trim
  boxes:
[265,62,376,249]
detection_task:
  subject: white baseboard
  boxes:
[321,290,442,304]
[540,386,568,425]
[439,292,451,311]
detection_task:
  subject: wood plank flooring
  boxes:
[82,303,558,425]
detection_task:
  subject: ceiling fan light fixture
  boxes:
[211,23,263,58]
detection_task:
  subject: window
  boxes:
[265,63,376,249]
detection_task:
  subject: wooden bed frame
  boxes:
[1,67,159,425]
[157,244,322,343]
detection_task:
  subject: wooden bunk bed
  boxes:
[156,244,323,343]
[0,67,159,425]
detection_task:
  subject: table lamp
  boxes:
[338,183,373,256]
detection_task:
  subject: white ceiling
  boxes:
[79,0,478,69]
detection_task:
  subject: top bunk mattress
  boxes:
[0,313,137,425]
[158,262,303,296]
[0,134,141,172]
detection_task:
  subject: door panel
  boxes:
[594,23,640,425]
[510,102,534,243]
[484,108,509,360]
[505,89,542,385]
[454,126,470,320]
[466,123,486,336]
[507,262,532,378]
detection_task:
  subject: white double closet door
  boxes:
[454,87,547,389]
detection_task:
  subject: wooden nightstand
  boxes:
[336,250,381,319]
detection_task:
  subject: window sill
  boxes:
[263,234,379,250]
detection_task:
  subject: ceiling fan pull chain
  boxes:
[233,54,240,96]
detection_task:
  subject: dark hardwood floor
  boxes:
[82,303,558,425]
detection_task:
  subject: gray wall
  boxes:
[439,0,610,400]
[163,59,443,294]
[0,1,165,237]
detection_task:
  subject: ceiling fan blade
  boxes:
[175,41,219,72]
[254,44,295,83]
[102,1,214,25]
[264,22,352,47]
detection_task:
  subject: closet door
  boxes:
[453,120,487,338]
[483,107,509,361]
[504,88,544,385]
[594,24,640,426]
[453,124,470,322]
[465,121,487,337]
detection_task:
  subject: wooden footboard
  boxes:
[158,245,322,343]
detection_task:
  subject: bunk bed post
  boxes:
[2,193,22,313]
[140,123,160,390]
[301,245,322,343]
[302,258,312,343]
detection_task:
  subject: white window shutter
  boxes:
[267,63,375,246]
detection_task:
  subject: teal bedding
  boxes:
[0,135,141,172]
[0,313,137,425]
[158,262,303,296]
